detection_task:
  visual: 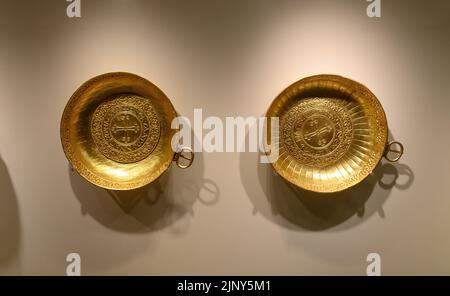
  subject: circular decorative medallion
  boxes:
[301,115,336,149]
[266,75,391,193]
[281,97,353,168]
[91,94,161,163]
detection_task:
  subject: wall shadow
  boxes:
[0,156,21,274]
[69,146,219,233]
[240,149,414,231]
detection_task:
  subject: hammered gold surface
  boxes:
[91,94,161,164]
[60,72,178,190]
[266,75,389,193]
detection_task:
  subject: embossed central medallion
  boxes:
[300,115,335,149]
[91,95,161,163]
[281,98,353,168]
[110,111,142,146]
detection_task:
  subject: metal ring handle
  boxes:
[174,147,194,169]
[384,141,404,162]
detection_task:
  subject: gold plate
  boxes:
[266,74,403,193]
[60,72,193,190]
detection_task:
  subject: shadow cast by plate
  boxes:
[0,156,21,274]
[69,147,219,233]
[240,150,414,231]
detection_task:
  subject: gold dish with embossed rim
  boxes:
[265,74,403,193]
[60,72,194,191]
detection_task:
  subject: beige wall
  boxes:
[0,0,449,275]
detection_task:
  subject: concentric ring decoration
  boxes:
[266,74,403,193]
[60,72,192,190]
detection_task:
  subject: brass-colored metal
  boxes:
[266,74,403,193]
[60,72,191,190]
[384,141,404,162]
[174,147,195,169]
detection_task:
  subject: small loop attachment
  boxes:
[174,147,194,169]
[384,141,404,162]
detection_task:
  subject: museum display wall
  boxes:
[0,0,449,275]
